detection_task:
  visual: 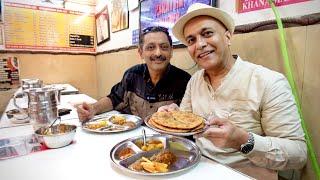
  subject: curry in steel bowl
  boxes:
[35,124,76,148]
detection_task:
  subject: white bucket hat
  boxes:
[172,3,235,45]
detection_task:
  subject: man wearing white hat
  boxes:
[159,3,307,179]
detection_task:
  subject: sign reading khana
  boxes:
[236,0,309,13]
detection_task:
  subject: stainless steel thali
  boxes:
[81,114,142,133]
[144,115,206,136]
[110,134,201,176]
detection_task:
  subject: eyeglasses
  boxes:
[142,26,169,34]
[139,26,172,46]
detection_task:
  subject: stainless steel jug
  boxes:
[21,79,43,90]
[13,87,60,130]
[44,85,64,104]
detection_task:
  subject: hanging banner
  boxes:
[4,2,95,52]
[236,0,310,13]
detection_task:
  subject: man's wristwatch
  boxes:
[240,132,255,154]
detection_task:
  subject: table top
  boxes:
[0,93,252,180]
[0,94,96,128]
[50,83,79,95]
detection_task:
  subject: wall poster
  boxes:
[96,4,110,45]
[111,0,129,32]
[0,57,19,90]
[140,0,215,44]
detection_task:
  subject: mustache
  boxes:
[150,55,167,61]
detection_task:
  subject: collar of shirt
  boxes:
[202,55,242,93]
[143,63,172,89]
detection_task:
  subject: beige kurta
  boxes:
[180,56,307,179]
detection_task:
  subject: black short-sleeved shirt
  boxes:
[107,63,191,119]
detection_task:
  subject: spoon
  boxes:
[142,128,146,147]
[44,117,61,134]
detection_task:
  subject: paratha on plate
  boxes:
[148,117,190,133]
[152,111,204,130]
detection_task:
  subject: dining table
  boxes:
[0,92,253,180]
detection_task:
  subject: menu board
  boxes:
[3,2,95,52]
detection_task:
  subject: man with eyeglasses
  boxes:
[158,3,307,179]
[77,26,191,122]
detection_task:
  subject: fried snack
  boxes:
[109,115,126,125]
[123,121,136,128]
[140,157,169,173]
[141,161,168,173]
[129,158,144,171]
[85,120,108,130]
[130,151,175,173]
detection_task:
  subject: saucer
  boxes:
[10,117,30,124]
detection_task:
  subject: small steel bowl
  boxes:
[35,124,77,149]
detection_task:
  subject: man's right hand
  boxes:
[157,103,179,112]
[76,102,95,122]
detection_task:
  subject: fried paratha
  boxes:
[148,118,190,133]
[152,111,204,130]
[191,122,205,132]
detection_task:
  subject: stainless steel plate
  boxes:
[110,134,201,176]
[144,115,206,137]
[6,108,28,119]
[82,114,142,133]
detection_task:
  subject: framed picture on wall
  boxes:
[140,0,215,45]
[0,25,3,45]
[96,5,110,45]
[111,0,129,32]
[0,0,3,23]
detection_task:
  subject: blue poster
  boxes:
[140,0,213,44]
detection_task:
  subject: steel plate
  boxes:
[82,114,142,133]
[144,115,206,137]
[110,134,201,176]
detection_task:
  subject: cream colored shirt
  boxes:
[180,56,307,171]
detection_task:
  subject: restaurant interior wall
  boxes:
[95,0,139,52]
[0,53,98,98]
